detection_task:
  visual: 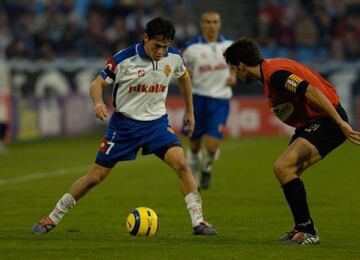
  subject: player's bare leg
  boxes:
[164,146,217,235]
[273,138,321,185]
[273,137,321,244]
[32,164,112,234]
[187,139,202,187]
[200,135,221,190]
[165,146,197,195]
[69,164,112,200]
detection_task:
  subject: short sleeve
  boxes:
[99,59,117,84]
[269,70,309,97]
[173,56,187,79]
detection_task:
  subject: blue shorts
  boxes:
[95,113,181,168]
[188,94,230,140]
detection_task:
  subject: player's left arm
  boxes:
[305,85,360,145]
[177,70,195,137]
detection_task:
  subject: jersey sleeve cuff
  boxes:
[179,69,190,79]
[100,70,114,84]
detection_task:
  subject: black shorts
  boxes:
[289,104,348,158]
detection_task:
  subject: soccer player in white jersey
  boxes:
[182,11,236,190]
[32,17,217,236]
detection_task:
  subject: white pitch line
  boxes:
[0,155,158,186]
[0,140,248,187]
[0,165,90,186]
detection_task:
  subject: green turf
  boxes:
[0,134,359,259]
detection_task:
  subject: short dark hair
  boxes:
[223,37,262,66]
[145,17,175,40]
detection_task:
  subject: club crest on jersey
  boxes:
[164,64,171,77]
[138,69,145,77]
[271,103,294,121]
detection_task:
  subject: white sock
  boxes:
[186,149,202,187]
[49,193,76,225]
[202,149,220,172]
[184,191,204,227]
[186,149,201,175]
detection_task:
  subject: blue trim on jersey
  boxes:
[168,46,181,56]
[183,35,232,49]
[183,37,201,49]
[222,35,235,41]
[99,44,137,80]
[136,42,149,59]
[112,44,137,64]
[137,42,177,59]
[100,70,107,80]
[200,34,228,43]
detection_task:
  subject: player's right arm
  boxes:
[91,57,118,121]
[270,70,360,145]
[90,76,108,121]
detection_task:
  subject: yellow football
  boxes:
[126,207,159,236]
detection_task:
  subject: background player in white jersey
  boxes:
[182,11,236,190]
[32,17,217,236]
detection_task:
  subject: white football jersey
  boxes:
[182,35,233,99]
[100,42,186,121]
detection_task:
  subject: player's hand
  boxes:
[183,111,195,137]
[226,73,237,86]
[339,121,360,145]
[93,103,107,121]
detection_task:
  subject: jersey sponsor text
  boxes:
[128,84,167,94]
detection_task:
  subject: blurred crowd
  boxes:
[1,0,360,63]
[258,0,360,63]
[0,0,198,60]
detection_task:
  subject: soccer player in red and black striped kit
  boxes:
[223,37,360,245]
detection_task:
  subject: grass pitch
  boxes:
[0,134,359,259]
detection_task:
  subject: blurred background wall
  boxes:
[0,0,360,141]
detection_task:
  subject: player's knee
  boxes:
[273,160,287,177]
[85,170,107,188]
[172,157,190,177]
[273,160,295,184]
[190,141,201,153]
[206,147,218,156]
